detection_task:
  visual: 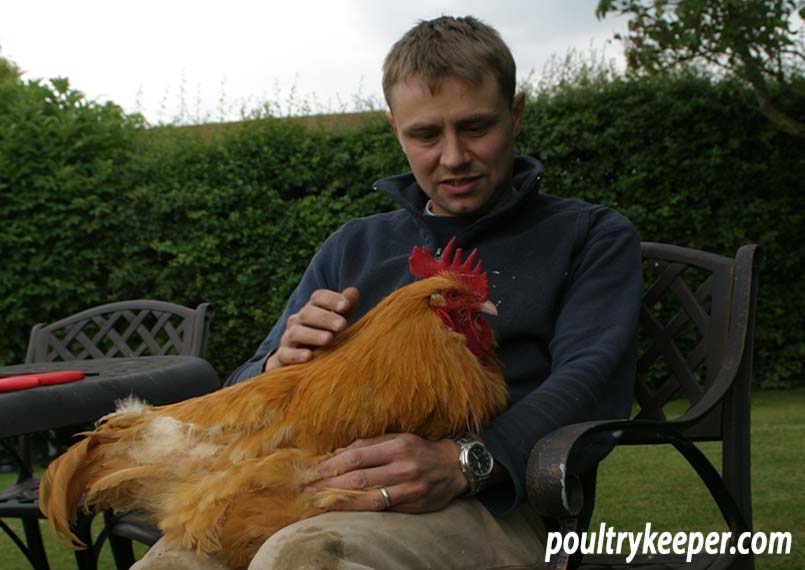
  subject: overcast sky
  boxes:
[2,0,629,124]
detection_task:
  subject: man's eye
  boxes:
[464,124,490,136]
[413,131,438,142]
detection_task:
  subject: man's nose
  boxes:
[440,133,470,170]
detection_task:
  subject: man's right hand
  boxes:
[264,287,360,371]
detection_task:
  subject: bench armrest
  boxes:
[525,418,751,534]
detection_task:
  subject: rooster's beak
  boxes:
[479,300,498,316]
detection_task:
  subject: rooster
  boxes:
[39,237,508,569]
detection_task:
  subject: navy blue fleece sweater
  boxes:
[226,156,642,515]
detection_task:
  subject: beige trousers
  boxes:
[130,498,547,570]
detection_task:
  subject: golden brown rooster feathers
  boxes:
[40,238,507,569]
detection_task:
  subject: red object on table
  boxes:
[0,370,85,392]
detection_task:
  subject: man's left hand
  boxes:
[304,433,467,513]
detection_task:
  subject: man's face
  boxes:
[387,73,524,217]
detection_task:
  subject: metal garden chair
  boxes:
[527,243,762,570]
[0,300,213,570]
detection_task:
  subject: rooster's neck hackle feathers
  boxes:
[240,272,507,452]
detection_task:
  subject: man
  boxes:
[134,15,641,570]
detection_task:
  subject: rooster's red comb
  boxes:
[408,237,489,298]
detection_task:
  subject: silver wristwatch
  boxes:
[455,436,494,495]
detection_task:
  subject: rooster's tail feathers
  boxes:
[38,436,102,549]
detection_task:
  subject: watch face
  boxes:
[468,444,494,477]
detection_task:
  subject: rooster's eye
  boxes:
[444,290,458,300]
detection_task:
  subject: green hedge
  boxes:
[0,74,141,363]
[111,117,403,374]
[520,73,803,387]
[1,68,801,387]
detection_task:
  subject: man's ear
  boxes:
[387,110,400,139]
[511,92,525,137]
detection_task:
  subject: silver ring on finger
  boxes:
[379,486,392,510]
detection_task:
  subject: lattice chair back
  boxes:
[24,300,213,363]
[635,243,760,439]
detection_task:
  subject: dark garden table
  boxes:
[0,356,220,437]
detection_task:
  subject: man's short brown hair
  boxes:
[382,16,516,109]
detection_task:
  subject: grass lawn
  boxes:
[0,501,148,569]
[1,388,802,569]
[591,388,804,570]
